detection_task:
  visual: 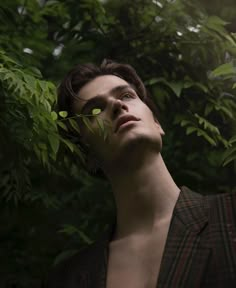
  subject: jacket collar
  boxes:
[172,186,208,233]
[157,186,210,287]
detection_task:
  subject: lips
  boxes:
[114,115,140,133]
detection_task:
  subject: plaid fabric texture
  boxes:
[43,187,236,288]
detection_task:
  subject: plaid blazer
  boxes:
[43,187,236,288]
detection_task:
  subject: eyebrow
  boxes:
[80,84,134,113]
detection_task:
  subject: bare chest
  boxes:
[106,227,169,288]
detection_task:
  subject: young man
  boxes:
[44,60,236,288]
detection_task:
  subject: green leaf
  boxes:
[193,83,208,93]
[92,108,102,115]
[51,111,58,121]
[222,143,236,166]
[82,116,94,133]
[168,82,183,97]
[145,78,183,97]
[59,111,68,118]
[68,118,80,134]
[204,103,213,116]
[180,120,192,127]
[144,77,162,86]
[223,145,236,159]
[77,229,93,244]
[41,150,48,166]
[1,53,19,65]
[38,143,47,150]
[183,81,208,93]
[186,126,197,135]
[26,66,42,78]
[206,16,229,28]
[216,106,233,119]
[37,80,48,93]
[229,136,236,145]
[54,250,79,266]
[57,121,68,131]
[222,152,236,166]
[61,139,74,152]
[48,134,60,154]
[74,145,86,164]
[23,74,36,92]
[196,129,217,146]
[96,117,104,135]
[210,62,236,78]
[205,16,230,40]
[194,114,220,135]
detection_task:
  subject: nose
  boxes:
[110,98,129,119]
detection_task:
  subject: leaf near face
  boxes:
[92,108,102,116]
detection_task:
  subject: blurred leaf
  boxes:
[59,111,68,118]
[53,250,79,266]
[57,121,68,131]
[68,118,80,134]
[210,62,236,78]
[82,116,94,133]
[48,134,60,155]
[92,108,102,115]
[51,111,58,121]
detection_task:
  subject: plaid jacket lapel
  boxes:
[157,186,210,288]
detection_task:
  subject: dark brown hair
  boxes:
[58,59,159,119]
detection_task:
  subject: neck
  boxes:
[106,153,180,240]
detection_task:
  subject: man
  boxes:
[44,60,236,287]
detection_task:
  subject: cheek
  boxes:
[140,105,156,123]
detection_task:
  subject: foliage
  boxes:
[0,49,57,202]
[0,0,236,287]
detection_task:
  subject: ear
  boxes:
[154,119,165,135]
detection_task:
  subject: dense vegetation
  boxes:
[0,0,235,286]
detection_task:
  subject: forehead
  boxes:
[76,75,130,109]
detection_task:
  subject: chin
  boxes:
[111,131,162,160]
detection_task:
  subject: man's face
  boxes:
[75,75,164,169]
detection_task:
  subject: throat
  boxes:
[112,183,180,239]
[108,153,180,238]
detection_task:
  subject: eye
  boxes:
[120,92,135,100]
